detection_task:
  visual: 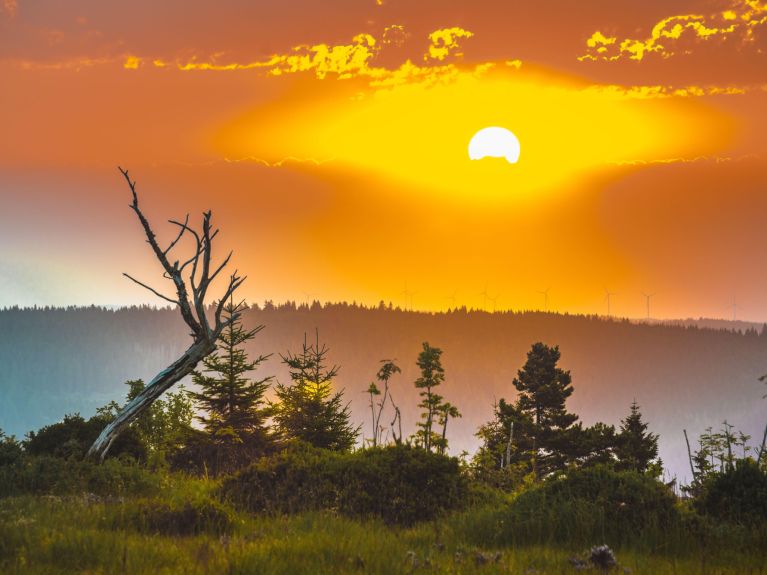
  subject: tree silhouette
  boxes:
[414,342,445,452]
[88,168,245,460]
[272,331,358,451]
[615,400,660,476]
[185,300,273,470]
[512,342,578,477]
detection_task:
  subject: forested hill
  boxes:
[1,303,765,481]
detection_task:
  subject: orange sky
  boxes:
[1,0,766,320]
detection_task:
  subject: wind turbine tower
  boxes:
[479,283,489,312]
[642,292,655,320]
[537,287,551,311]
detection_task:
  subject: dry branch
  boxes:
[87,167,245,460]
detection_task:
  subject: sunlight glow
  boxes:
[216,67,732,204]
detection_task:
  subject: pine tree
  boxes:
[414,342,445,452]
[513,342,578,476]
[615,400,660,476]
[272,330,358,451]
[187,301,273,469]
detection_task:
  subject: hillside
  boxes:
[0,303,765,481]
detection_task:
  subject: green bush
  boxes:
[118,497,235,536]
[0,455,162,498]
[695,458,767,526]
[455,466,679,548]
[220,443,469,525]
[24,413,147,461]
[0,430,23,466]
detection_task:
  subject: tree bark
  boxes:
[87,338,215,460]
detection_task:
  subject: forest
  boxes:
[1,302,765,573]
[1,301,765,480]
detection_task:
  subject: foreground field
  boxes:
[1,493,764,575]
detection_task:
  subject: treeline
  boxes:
[1,302,766,479]
[1,307,765,536]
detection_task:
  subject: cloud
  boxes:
[424,27,474,61]
[123,55,141,70]
[579,0,767,62]
[133,25,493,89]
[582,83,751,99]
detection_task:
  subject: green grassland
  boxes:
[1,474,764,575]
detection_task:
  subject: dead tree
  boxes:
[87,167,245,460]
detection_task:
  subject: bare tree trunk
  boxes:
[87,167,245,461]
[88,339,214,459]
[684,429,697,482]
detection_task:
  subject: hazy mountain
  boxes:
[1,303,764,482]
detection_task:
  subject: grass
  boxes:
[1,487,765,575]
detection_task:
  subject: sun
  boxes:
[468,127,521,164]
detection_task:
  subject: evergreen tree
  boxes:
[272,330,358,451]
[186,301,273,471]
[615,400,661,476]
[414,342,445,452]
[512,342,579,476]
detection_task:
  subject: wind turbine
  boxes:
[488,292,500,313]
[479,283,489,311]
[537,287,551,311]
[400,282,413,311]
[641,292,655,320]
[729,296,738,321]
[604,289,617,317]
[445,289,458,310]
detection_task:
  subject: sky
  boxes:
[1,0,767,320]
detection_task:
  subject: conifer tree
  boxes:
[272,330,358,451]
[414,342,445,452]
[513,342,578,476]
[187,301,273,468]
[615,400,661,476]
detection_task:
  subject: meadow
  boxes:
[0,459,764,575]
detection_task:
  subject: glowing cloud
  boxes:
[579,0,767,61]
[123,56,142,70]
[139,26,483,90]
[424,27,474,61]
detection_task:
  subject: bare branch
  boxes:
[163,214,190,257]
[208,251,233,284]
[118,166,201,335]
[123,273,179,305]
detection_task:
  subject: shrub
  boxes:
[0,455,161,498]
[695,458,767,526]
[119,497,235,536]
[24,414,147,461]
[220,443,469,525]
[0,430,23,466]
[338,445,468,525]
[455,465,679,548]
